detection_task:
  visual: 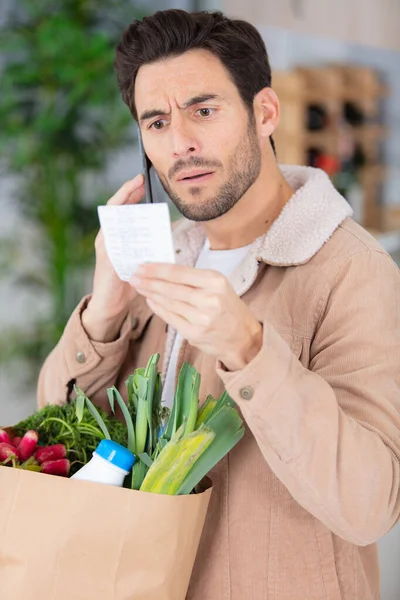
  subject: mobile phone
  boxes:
[137,126,167,204]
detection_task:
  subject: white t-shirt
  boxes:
[161,238,252,408]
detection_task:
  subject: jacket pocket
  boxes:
[312,518,343,600]
[267,484,342,600]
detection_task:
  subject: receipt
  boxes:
[97,203,175,281]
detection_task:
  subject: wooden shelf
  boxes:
[352,124,388,142]
[274,64,390,230]
[359,164,387,182]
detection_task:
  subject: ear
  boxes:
[253,87,280,139]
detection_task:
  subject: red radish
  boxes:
[18,430,39,461]
[0,442,18,462]
[11,437,22,448]
[35,444,66,464]
[0,429,11,445]
[42,459,70,477]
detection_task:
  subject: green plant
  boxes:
[12,398,128,474]
[0,0,145,377]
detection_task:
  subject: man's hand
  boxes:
[130,263,263,371]
[82,174,145,342]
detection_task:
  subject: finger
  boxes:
[94,229,105,253]
[132,278,203,307]
[146,298,195,336]
[143,291,207,326]
[107,174,145,206]
[136,263,225,290]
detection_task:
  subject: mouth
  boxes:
[176,170,215,183]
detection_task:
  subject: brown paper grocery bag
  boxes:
[0,466,212,600]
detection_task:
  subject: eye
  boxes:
[197,108,214,117]
[150,120,165,130]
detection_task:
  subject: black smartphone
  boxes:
[137,126,167,204]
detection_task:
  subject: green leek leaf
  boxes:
[108,386,135,454]
[138,452,153,468]
[83,397,111,441]
[177,405,244,495]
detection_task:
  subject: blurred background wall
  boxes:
[1,1,399,597]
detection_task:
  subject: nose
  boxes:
[170,116,200,159]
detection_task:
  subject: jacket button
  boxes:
[131,316,138,330]
[239,386,254,400]
[76,351,86,364]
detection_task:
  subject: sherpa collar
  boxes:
[172,165,353,296]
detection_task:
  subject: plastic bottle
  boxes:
[71,440,136,487]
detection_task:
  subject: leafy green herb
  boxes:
[13,398,127,475]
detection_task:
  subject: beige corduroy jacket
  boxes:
[38,166,400,600]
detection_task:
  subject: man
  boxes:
[38,10,400,600]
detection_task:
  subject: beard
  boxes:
[158,114,262,222]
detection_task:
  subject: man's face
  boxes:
[135,49,262,222]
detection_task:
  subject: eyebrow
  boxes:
[139,94,224,124]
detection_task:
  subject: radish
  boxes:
[0,442,18,462]
[42,459,70,477]
[0,429,11,445]
[35,444,66,464]
[18,430,39,461]
[11,437,22,448]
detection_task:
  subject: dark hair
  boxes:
[114,9,275,153]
